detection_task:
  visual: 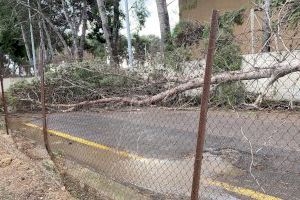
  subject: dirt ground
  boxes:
[0,131,74,200]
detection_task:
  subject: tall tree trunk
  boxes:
[96,0,116,67]
[0,51,4,76]
[262,0,271,52]
[37,1,47,64]
[38,20,47,75]
[61,0,79,59]
[28,0,37,76]
[156,0,171,55]
[111,0,120,65]
[42,21,54,62]
[20,23,33,67]
[44,15,71,56]
[79,0,88,61]
[37,0,54,62]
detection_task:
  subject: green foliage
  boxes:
[7,79,36,109]
[211,82,246,107]
[165,20,204,72]
[85,38,106,58]
[258,0,300,28]
[218,8,245,32]
[287,1,300,28]
[167,8,244,75]
[0,26,26,64]
[8,62,142,107]
[213,9,245,72]
[132,0,149,31]
[171,9,244,72]
[86,34,127,60]
[270,0,286,7]
[69,66,132,88]
[0,1,26,64]
[214,33,242,72]
[132,34,160,61]
[210,9,245,106]
[164,46,192,72]
[172,21,204,47]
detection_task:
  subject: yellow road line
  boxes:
[24,123,282,200]
[24,123,143,160]
[208,179,282,200]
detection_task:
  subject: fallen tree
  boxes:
[252,66,299,107]
[49,63,300,111]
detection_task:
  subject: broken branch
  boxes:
[48,63,300,111]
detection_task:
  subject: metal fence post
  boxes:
[0,75,9,135]
[39,23,52,157]
[40,58,52,156]
[0,52,9,135]
[191,10,219,200]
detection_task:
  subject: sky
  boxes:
[120,0,179,37]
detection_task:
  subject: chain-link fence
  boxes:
[4,7,300,200]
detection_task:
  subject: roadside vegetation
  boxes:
[0,0,299,112]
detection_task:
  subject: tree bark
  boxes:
[96,0,116,66]
[42,21,54,62]
[20,23,33,68]
[253,67,295,106]
[156,0,171,55]
[61,0,79,59]
[38,11,71,56]
[38,1,54,62]
[38,19,47,75]
[79,0,88,61]
[111,0,120,65]
[262,0,271,52]
[16,4,34,75]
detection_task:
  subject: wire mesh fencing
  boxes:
[4,8,300,200]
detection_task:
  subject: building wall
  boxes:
[178,0,299,54]
[183,51,300,102]
[179,0,253,53]
[242,51,300,102]
[179,0,251,22]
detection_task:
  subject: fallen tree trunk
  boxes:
[49,63,300,111]
[252,68,295,107]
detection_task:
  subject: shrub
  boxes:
[209,9,245,106]
[164,46,193,73]
[7,60,157,110]
[214,39,243,72]
[211,82,246,107]
[172,21,204,47]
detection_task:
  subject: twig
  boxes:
[241,127,266,193]
[227,97,266,193]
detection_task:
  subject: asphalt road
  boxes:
[20,108,300,199]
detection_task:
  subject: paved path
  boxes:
[22,109,299,199]
[37,109,299,158]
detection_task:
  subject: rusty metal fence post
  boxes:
[191,10,219,200]
[39,24,52,157]
[0,52,9,135]
[0,75,9,135]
